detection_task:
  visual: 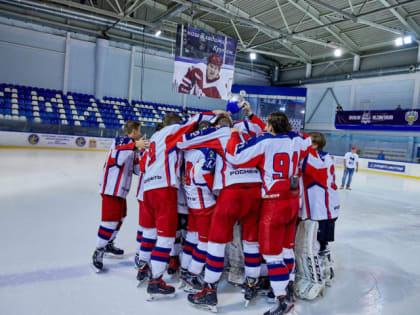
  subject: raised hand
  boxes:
[242,101,252,116]
[135,136,150,149]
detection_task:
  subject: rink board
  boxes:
[0,131,419,179]
[333,155,420,180]
[0,131,112,151]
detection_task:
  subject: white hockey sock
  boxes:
[139,227,156,262]
[110,217,125,242]
[96,221,118,249]
[150,236,175,278]
[260,263,268,277]
[181,231,198,270]
[135,225,143,254]
[189,240,207,275]
[204,242,226,284]
[243,241,261,279]
[283,248,296,281]
[264,253,289,297]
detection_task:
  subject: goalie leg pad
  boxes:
[294,220,325,300]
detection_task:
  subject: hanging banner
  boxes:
[335,110,420,131]
[173,24,237,100]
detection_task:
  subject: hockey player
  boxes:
[178,53,228,99]
[178,111,265,312]
[134,123,161,285]
[340,146,359,190]
[225,112,312,315]
[294,132,339,300]
[179,121,217,293]
[92,120,149,272]
[136,111,221,299]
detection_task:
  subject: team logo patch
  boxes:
[185,127,216,140]
[361,111,371,124]
[89,138,97,148]
[405,111,418,126]
[28,134,39,145]
[75,137,86,147]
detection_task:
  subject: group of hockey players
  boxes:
[92,102,340,315]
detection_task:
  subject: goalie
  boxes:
[294,132,340,300]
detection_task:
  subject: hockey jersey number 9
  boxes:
[226,131,312,196]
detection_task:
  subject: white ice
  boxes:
[0,149,419,315]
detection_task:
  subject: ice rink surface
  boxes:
[1,149,419,315]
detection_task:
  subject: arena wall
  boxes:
[0,19,270,111]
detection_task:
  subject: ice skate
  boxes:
[135,258,151,287]
[188,282,218,313]
[256,276,271,296]
[263,296,294,315]
[285,281,295,303]
[146,276,176,301]
[179,268,190,289]
[91,248,105,273]
[244,276,258,307]
[346,186,351,190]
[104,241,124,258]
[167,256,180,275]
[266,289,276,304]
[184,272,204,293]
[339,186,344,189]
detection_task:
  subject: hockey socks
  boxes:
[150,236,174,278]
[136,226,143,254]
[283,248,296,281]
[139,227,157,262]
[181,231,198,270]
[204,242,225,284]
[189,240,207,275]
[110,217,125,242]
[243,241,262,279]
[264,253,290,297]
[96,221,118,249]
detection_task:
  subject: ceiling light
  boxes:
[155,30,162,37]
[334,48,342,57]
[395,37,403,46]
[404,35,413,45]
[249,52,257,60]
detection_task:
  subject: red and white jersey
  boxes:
[143,112,216,192]
[178,126,262,192]
[300,151,339,220]
[178,63,227,99]
[183,148,217,210]
[99,136,139,199]
[323,152,340,218]
[233,114,266,137]
[226,131,312,197]
[136,150,148,201]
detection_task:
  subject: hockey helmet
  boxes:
[207,53,223,68]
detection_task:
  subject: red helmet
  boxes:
[207,53,222,68]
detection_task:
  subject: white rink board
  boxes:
[333,155,420,179]
[0,131,113,150]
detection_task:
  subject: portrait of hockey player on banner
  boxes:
[173,24,238,100]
